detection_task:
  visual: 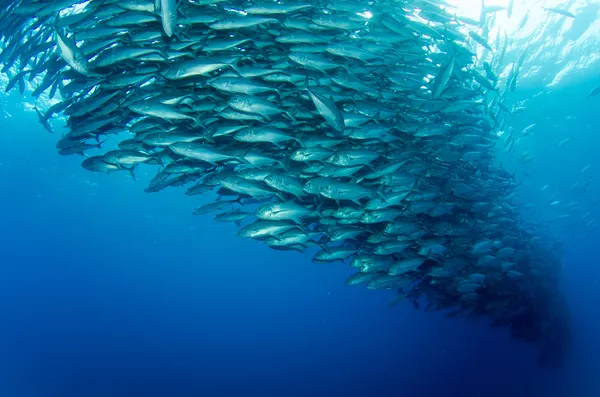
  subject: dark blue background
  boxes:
[0,84,598,397]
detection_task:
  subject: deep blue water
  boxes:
[1,79,599,397]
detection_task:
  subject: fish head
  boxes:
[288,52,304,63]
[230,95,249,107]
[291,149,308,161]
[365,199,385,210]
[366,280,379,290]
[366,233,385,243]
[263,174,278,185]
[238,224,257,238]
[209,77,230,90]
[360,212,374,223]
[325,152,345,166]
[360,264,374,273]
[81,156,101,170]
[319,185,335,198]
[255,205,272,219]
[234,128,252,141]
[128,102,147,113]
[303,180,318,194]
[221,176,240,190]
[350,257,367,268]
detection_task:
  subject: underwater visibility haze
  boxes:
[1,0,600,396]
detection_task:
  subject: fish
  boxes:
[0,0,569,366]
[431,56,455,99]
[214,210,252,226]
[54,28,95,77]
[162,56,242,80]
[543,7,576,18]
[160,0,178,37]
[558,137,572,148]
[81,156,136,179]
[238,220,302,239]
[193,199,241,215]
[507,0,514,18]
[587,86,600,99]
[256,200,314,223]
[469,31,493,51]
[306,84,345,133]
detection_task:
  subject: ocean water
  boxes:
[1,92,598,397]
[1,1,600,397]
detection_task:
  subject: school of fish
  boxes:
[0,0,572,366]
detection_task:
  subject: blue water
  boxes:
[1,79,599,396]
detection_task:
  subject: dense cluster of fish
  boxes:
[0,0,570,365]
[467,1,599,243]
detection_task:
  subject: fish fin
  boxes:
[409,177,420,192]
[371,111,382,125]
[319,243,331,253]
[127,167,136,181]
[193,116,205,128]
[317,233,331,245]
[296,224,309,236]
[172,27,185,42]
[204,135,217,145]
[364,163,377,173]
[229,63,243,78]
[149,152,164,166]
[278,159,291,172]
[376,185,386,200]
